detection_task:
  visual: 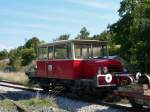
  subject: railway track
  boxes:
[0,91,31,112]
[0,80,149,112]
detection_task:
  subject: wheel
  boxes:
[129,99,143,109]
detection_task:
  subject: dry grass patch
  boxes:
[19,97,57,107]
[0,99,17,111]
[18,97,58,111]
[0,72,29,85]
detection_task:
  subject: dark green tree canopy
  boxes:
[21,48,36,66]
[109,0,150,72]
[93,31,113,41]
[76,27,90,40]
[24,37,41,50]
[8,37,42,70]
[0,50,8,60]
[55,34,70,41]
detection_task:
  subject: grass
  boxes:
[19,97,57,108]
[0,99,17,110]
[0,98,57,111]
[0,71,29,85]
[0,72,59,111]
[18,97,59,112]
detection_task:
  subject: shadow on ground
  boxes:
[0,88,149,112]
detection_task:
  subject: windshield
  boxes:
[74,43,108,59]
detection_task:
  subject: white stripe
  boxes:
[114,74,130,77]
[97,84,116,87]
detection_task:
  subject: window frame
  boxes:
[37,41,108,61]
[48,46,54,60]
[53,43,73,60]
[38,47,48,60]
[74,43,92,59]
[73,42,109,59]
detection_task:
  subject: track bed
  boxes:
[115,83,150,108]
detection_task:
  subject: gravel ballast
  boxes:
[0,85,130,112]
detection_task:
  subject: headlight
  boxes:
[103,66,108,74]
[105,73,112,83]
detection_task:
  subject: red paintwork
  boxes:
[98,75,117,85]
[36,58,133,87]
[37,60,74,79]
[37,59,122,79]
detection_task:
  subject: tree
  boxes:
[109,0,134,61]
[21,48,36,66]
[92,31,118,55]
[93,31,113,41]
[55,34,70,41]
[23,37,43,65]
[8,37,42,70]
[24,37,41,52]
[9,49,22,71]
[109,0,150,72]
[76,27,91,39]
[0,50,8,60]
[130,0,150,72]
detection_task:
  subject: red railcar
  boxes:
[26,40,133,92]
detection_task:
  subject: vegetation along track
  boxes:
[0,80,149,112]
[0,91,31,112]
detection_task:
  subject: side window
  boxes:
[38,48,43,59]
[54,44,71,59]
[74,44,91,59]
[93,45,101,58]
[38,47,48,60]
[48,46,53,59]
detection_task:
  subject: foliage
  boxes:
[0,100,17,111]
[19,98,56,107]
[21,48,36,66]
[55,34,70,41]
[8,37,42,71]
[109,0,150,72]
[76,27,91,40]
[93,31,112,41]
[0,50,8,60]
[9,49,22,71]
[92,31,119,55]
[24,37,41,52]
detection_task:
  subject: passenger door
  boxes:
[52,44,73,79]
[37,47,48,77]
[47,46,54,78]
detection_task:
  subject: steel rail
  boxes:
[0,81,149,112]
[0,93,31,112]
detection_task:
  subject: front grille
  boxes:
[108,65,123,73]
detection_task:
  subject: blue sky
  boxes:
[0,0,121,51]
